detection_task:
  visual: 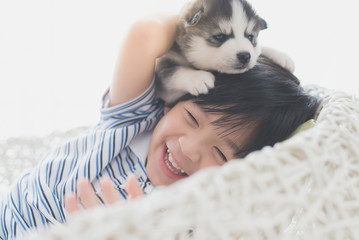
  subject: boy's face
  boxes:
[146,100,251,186]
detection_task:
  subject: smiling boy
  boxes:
[0,13,320,240]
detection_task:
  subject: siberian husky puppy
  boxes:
[155,0,294,103]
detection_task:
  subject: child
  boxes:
[0,14,320,240]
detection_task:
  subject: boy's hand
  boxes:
[65,176,144,214]
[125,175,144,200]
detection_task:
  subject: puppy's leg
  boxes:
[157,67,215,103]
[171,67,215,95]
[261,46,295,72]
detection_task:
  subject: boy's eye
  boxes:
[185,110,199,127]
[214,147,227,162]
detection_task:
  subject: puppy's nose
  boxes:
[237,52,251,65]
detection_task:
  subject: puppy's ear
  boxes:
[258,18,267,30]
[187,8,203,25]
[182,0,204,26]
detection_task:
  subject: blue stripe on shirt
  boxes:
[0,80,163,239]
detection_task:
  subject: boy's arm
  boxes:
[109,14,177,107]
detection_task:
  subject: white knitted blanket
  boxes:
[16,85,359,239]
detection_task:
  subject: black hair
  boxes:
[177,56,321,158]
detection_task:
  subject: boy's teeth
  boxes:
[166,148,185,175]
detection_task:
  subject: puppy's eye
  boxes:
[246,34,254,42]
[213,34,227,42]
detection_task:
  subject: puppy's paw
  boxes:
[185,70,215,96]
[274,53,295,73]
[261,47,295,72]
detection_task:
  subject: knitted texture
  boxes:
[22,85,359,239]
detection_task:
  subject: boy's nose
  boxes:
[179,136,201,163]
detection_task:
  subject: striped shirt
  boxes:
[0,81,164,240]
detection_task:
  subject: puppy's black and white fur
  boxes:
[155,0,294,103]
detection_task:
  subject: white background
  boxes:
[0,0,358,139]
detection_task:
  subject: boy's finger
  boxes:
[125,175,144,200]
[99,177,121,205]
[77,179,99,209]
[64,194,80,214]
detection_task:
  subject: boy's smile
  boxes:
[159,143,187,179]
[146,100,250,186]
